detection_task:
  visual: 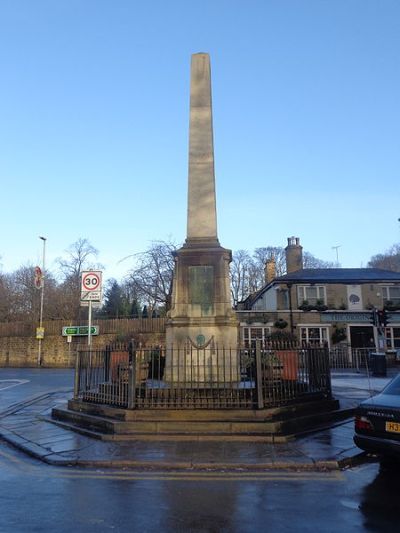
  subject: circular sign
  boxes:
[196,334,206,347]
[82,272,100,291]
[34,266,43,289]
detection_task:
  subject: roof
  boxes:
[240,268,400,309]
[274,268,400,284]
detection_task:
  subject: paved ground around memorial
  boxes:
[1,367,397,470]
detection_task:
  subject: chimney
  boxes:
[264,257,276,284]
[285,236,303,273]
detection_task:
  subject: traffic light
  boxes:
[376,309,390,328]
[369,309,378,326]
[369,309,390,328]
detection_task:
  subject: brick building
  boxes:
[237,237,400,353]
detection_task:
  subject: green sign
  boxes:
[62,326,99,336]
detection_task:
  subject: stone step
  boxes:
[53,406,282,434]
[52,407,117,434]
[67,396,338,422]
[52,397,344,439]
[47,416,292,443]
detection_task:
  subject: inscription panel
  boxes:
[189,266,214,315]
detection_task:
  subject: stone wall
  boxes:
[0,318,166,368]
[0,335,76,368]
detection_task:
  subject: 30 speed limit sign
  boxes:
[81,270,103,302]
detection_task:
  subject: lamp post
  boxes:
[37,236,46,366]
[287,283,294,334]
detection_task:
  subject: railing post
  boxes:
[128,339,136,409]
[104,345,110,382]
[355,348,360,373]
[74,350,80,399]
[255,339,264,409]
[324,344,332,398]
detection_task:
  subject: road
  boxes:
[0,368,398,532]
[0,367,74,409]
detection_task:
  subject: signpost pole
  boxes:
[37,236,46,366]
[88,300,92,347]
[80,271,102,374]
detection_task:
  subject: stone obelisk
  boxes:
[166,54,238,382]
[186,52,218,246]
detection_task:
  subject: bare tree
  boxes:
[303,252,336,269]
[1,265,46,321]
[368,244,400,272]
[253,246,287,278]
[8,265,40,320]
[125,240,178,314]
[0,264,62,322]
[0,238,345,324]
[230,250,255,307]
[0,272,12,321]
[231,247,287,306]
[56,238,102,282]
[231,246,337,304]
[55,238,103,320]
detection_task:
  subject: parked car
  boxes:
[354,373,400,460]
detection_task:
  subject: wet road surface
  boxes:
[0,368,74,411]
[0,442,398,532]
[0,368,398,532]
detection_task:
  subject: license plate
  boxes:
[385,421,400,433]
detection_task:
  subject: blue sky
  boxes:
[1,0,399,280]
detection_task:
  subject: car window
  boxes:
[382,374,400,395]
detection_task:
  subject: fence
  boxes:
[329,345,400,372]
[74,341,332,410]
[0,317,166,338]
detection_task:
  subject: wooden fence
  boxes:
[0,317,167,338]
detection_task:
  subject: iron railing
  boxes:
[74,341,332,410]
[328,346,400,372]
[329,347,372,371]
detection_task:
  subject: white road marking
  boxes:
[0,380,30,391]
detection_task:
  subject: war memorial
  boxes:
[52,54,339,439]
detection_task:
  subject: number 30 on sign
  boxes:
[80,270,103,302]
[82,271,101,291]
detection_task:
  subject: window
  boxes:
[281,290,289,310]
[385,327,400,349]
[382,286,400,306]
[243,327,271,348]
[300,327,328,346]
[297,286,326,306]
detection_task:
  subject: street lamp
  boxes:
[37,236,46,366]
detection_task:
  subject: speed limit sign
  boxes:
[81,270,103,302]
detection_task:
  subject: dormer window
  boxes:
[297,285,326,307]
